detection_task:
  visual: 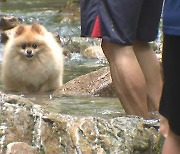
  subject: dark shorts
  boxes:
[159,34,180,136]
[80,0,163,45]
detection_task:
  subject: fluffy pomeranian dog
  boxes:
[1,23,64,93]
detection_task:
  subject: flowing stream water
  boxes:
[0,0,125,119]
[0,1,164,153]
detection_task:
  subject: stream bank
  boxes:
[0,1,164,153]
[0,93,163,154]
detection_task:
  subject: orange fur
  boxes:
[1,23,64,93]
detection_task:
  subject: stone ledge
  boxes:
[0,93,163,154]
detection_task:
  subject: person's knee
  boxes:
[102,41,134,63]
[134,40,151,51]
[134,40,149,46]
[101,41,112,62]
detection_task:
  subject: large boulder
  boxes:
[57,67,115,97]
[0,93,163,154]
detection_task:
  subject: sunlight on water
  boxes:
[0,0,80,37]
[0,0,162,120]
[26,94,125,119]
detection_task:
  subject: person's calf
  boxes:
[162,129,180,154]
[101,41,150,119]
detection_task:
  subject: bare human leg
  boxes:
[162,130,180,154]
[101,41,149,119]
[133,41,163,112]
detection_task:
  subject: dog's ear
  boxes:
[31,23,45,35]
[15,25,25,37]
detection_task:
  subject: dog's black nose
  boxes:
[26,49,33,58]
[27,50,32,55]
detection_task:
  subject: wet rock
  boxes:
[60,1,80,20]
[60,17,74,24]
[1,31,9,43]
[0,94,35,149]
[0,16,20,43]
[0,16,20,31]
[1,28,16,43]
[0,93,163,153]
[56,66,116,97]
[82,46,106,59]
[6,142,38,154]
[60,37,101,55]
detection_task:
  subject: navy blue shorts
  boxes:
[80,0,163,45]
[159,34,180,136]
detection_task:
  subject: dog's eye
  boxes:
[21,44,26,49]
[32,43,37,49]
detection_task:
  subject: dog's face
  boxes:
[20,42,38,58]
[11,24,50,59]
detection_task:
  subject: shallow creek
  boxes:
[0,0,125,119]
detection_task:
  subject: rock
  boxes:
[82,46,106,59]
[60,17,73,24]
[1,30,9,43]
[56,66,116,97]
[60,2,80,20]
[1,28,16,43]
[0,16,20,43]
[0,16,20,31]
[6,142,38,154]
[0,93,163,153]
[60,37,101,55]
